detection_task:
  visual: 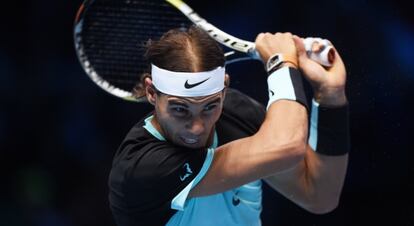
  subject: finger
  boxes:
[255,32,265,42]
[312,42,325,53]
[327,47,346,75]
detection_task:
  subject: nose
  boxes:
[186,116,205,136]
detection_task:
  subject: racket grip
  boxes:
[249,37,335,67]
[303,37,335,67]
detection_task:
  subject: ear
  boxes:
[224,73,230,87]
[222,73,230,101]
[145,77,156,105]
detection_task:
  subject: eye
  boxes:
[204,104,217,112]
[171,106,188,116]
[173,107,186,112]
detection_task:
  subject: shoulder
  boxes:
[224,88,264,108]
[216,88,266,144]
[223,88,266,122]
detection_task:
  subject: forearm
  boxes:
[252,32,309,171]
[254,65,310,173]
[222,67,310,181]
[256,99,308,171]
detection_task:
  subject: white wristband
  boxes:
[266,67,308,111]
[266,67,297,110]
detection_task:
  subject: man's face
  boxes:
[152,91,225,149]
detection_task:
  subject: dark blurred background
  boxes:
[1,0,413,225]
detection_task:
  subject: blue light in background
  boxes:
[382,20,414,78]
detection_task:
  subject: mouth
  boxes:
[180,136,199,145]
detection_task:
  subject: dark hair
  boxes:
[133,26,225,97]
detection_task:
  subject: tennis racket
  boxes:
[74,0,335,102]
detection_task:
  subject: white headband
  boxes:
[151,64,225,97]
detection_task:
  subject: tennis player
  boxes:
[108,26,349,226]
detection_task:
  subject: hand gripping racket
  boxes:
[74,0,335,102]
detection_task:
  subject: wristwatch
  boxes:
[266,53,297,74]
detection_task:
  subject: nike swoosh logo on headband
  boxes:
[184,78,210,89]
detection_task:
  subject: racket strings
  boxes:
[76,0,191,96]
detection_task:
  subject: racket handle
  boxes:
[303,37,335,67]
[248,37,335,67]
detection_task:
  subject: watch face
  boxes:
[267,54,283,72]
[273,55,280,62]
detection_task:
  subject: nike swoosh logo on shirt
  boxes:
[184,78,210,89]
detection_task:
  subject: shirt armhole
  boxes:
[170,147,215,211]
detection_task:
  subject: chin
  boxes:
[181,142,206,149]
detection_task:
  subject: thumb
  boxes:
[292,35,307,58]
